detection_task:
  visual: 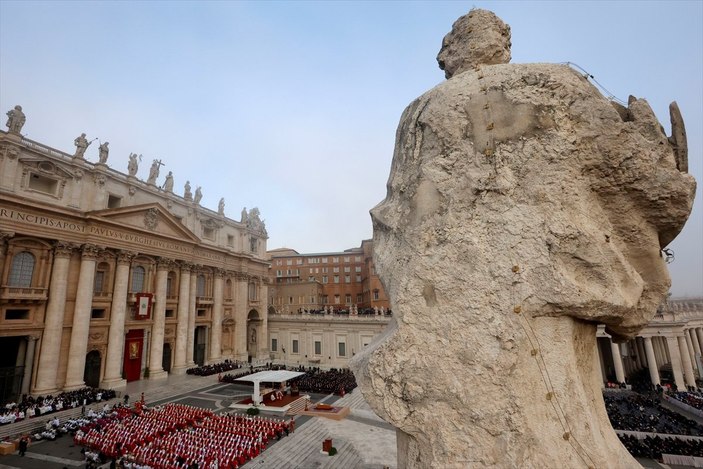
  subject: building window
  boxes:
[310,295,316,303]
[355,256,362,262]
[357,293,363,303]
[373,289,380,301]
[167,272,177,296]
[225,279,233,299]
[5,309,30,320]
[250,237,258,253]
[322,267,328,274]
[322,276,328,284]
[227,235,234,247]
[289,296,294,304]
[314,341,322,355]
[277,270,282,277]
[131,266,146,292]
[333,276,339,284]
[271,338,278,352]
[28,172,58,195]
[355,266,361,273]
[296,259,303,265]
[338,342,346,357]
[248,282,258,300]
[107,194,122,209]
[322,295,328,304]
[344,256,350,263]
[308,276,315,282]
[165,309,175,318]
[333,267,339,273]
[345,294,351,304]
[203,227,215,240]
[356,275,361,282]
[344,266,350,273]
[286,259,293,266]
[321,257,327,263]
[91,309,105,319]
[94,271,105,293]
[197,275,206,297]
[345,275,350,283]
[334,294,340,304]
[332,257,339,263]
[9,251,35,287]
[292,339,299,354]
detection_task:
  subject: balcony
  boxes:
[0,286,48,302]
[196,296,213,305]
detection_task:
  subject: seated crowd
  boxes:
[604,392,703,436]
[669,391,703,411]
[290,368,357,395]
[618,434,703,459]
[1,387,116,425]
[186,360,245,377]
[75,402,289,468]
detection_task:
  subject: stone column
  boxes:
[697,329,703,360]
[610,340,625,384]
[235,275,249,361]
[101,251,133,388]
[0,232,14,274]
[186,271,197,366]
[685,330,697,376]
[643,337,660,386]
[678,335,697,389]
[665,336,686,391]
[148,259,170,380]
[596,340,607,386]
[688,329,702,376]
[21,336,37,395]
[259,281,269,359]
[654,337,665,365]
[33,242,74,394]
[64,244,100,390]
[171,263,191,375]
[636,338,647,372]
[210,270,224,363]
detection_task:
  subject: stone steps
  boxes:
[242,417,331,468]
[320,437,364,469]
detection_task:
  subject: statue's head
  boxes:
[14,105,22,111]
[437,9,511,79]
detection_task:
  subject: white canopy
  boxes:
[234,370,304,384]
[235,370,305,405]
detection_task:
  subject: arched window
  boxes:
[166,272,176,297]
[225,279,233,300]
[94,262,110,293]
[9,251,35,287]
[196,275,206,297]
[248,281,257,301]
[131,266,146,292]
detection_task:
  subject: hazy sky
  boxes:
[1,1,701,297]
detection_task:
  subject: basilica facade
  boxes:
[0,109,270,403]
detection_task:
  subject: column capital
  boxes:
[157,257,176,271]
[214,268,226,278]
[81,244,101,260]
[27,335,39,342]
[54,241,76,258]
[179,261,194,273]
[116,250,136,265]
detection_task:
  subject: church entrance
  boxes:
[162,343,172,373]
[194,327,207,366]
[0,336,24,405]
[123,330,144,382]
[247,310,261,362]
[83,350,101,388]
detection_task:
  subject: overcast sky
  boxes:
[1,1,701,297]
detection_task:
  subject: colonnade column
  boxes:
[101,251,133,388]
[21,336,37,395]
[64,244,100,390]
[610,339,625,384]
[636,338,647,372]
[0,232,13,273]
[688,329,702,376]
[148,259,170,380]
[235,275,249,361]
[597,340,607,385]
[259,281,268,358]
[643,337,660,386]
[186,271,197,367]
[171,263,191,375]
[684,331,697,376]
[678,335,697,389]
[665,336,687,391]
[210,270,224,363]
[33,242,74,394]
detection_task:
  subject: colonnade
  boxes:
[4,240,266,395]
[600,326,703,390]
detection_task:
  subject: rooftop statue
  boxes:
[184,181,192,201]
[73,133,91,159]
[128,153,140,177]
[98,141,109,164]
[194,186,203,204]
[5,105,26,134]
[163,171,174,193]
[147,159,163,185]
[218,198,225,215]
[351,9,696,469]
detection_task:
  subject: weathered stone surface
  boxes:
[351,9,696,469]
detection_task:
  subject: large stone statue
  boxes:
[5,105,26,134]
[73,133,91,159]
[194,186,203,204]
[218,198,225,215]
[98,141,109,164]
[147,159,163,185]
[128,153,140,176]
[163,171,174,193]
[184,181,192,200]
[351,9,696,469]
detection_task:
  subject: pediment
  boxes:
[87,203,199,242]
[18,157,79,179]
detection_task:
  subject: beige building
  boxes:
[0,110,270,403]
[598,298,703,390]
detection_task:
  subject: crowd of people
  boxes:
[74,402,291,468]
[289,368,357,395]
[186,360,245,377]
[604,392,703,436]
[618,434,703,459]
[1,387,116,425]
[669,391,703,411]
